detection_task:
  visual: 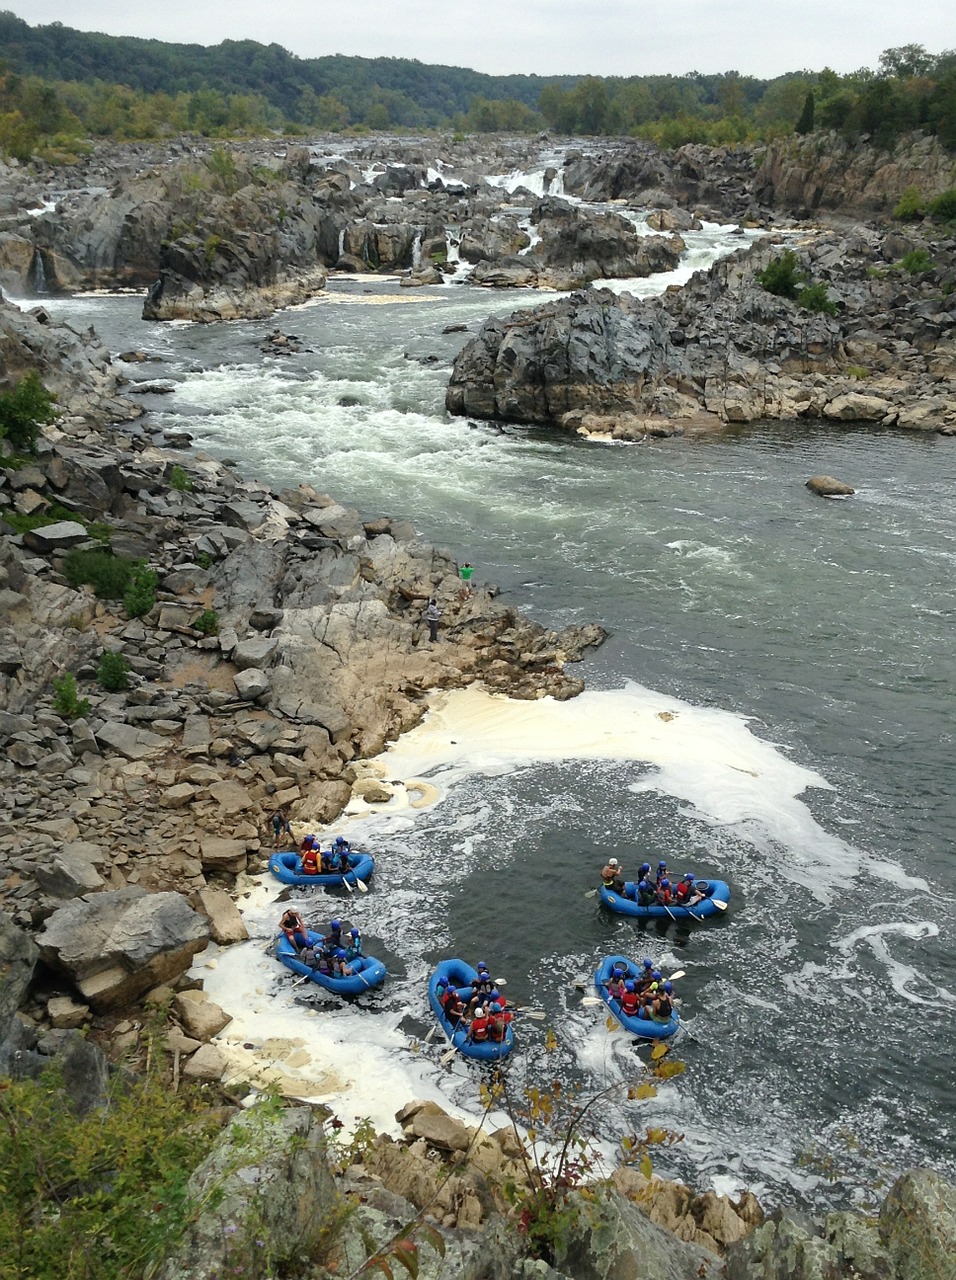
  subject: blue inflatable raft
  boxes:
[275,929,387,995]
[600,878,730,921]
[593,955,681,1039]
[269,849,375,889]
[428,958,514,1062]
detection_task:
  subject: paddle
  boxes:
[584,887,599,899]
[354,878,369,894]
[710,898,727,910]
[439,1010,468,1066]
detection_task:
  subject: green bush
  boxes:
[798,281,838,315]
[196,550,213,569]
[169,463,193,491]
[192,608,219,636]
[123,565,158,619]
[756,249,803,299]
[0,1060,219,1280]
[928,188,956,222]
[63,548,137,599]
[897,248,934,275]
[98,649,130,691]
[892,186,924,221]
[52,671,90,719]
[845,365,870,380]
[0,370,57,452]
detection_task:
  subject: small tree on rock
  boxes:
[795,91,815,135]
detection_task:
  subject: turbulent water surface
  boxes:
[40,212,956,1209]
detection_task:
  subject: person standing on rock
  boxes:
[458,562,474,597]
[425,598,442,642]
[270,808,293,848]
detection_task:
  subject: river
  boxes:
[35,190,956,1211]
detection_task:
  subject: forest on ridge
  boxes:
[0,10,954,160]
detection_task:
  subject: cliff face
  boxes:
[754,131,956,217]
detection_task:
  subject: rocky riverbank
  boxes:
[0,287,603,999]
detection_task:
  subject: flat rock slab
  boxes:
[96,720,168,760]
[22,520,90,551]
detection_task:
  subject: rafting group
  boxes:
[598,856,731,921]
[266,824,731,1059]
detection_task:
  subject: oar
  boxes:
[354,878,369,894]
[515,1008,546,1021]
[341,876,354,894]
[710,898,727,910]
[580,995,604,1006]
[584,887,599,899]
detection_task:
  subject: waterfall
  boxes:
[337,228,346,259]
[412,231,423,269]
[29,248,48,295]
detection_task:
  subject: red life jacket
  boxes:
[470,1015,489,1041]
[675,882,692,903]
[621,991,640,1016]
[302,849,319,874]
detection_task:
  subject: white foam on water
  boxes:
[371,683,857,902]
[833,921,956,1006]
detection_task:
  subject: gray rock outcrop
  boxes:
[37,887,210,1009]
[447,226,956,435]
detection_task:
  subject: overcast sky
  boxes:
[6,0,954,79]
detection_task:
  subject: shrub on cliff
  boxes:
[928,188,956,222]
[892,186,925,221]
[0,370,56,452]
[64,548,137,599]
[756,251,836,315]
[123,565,158,619]
[0,1058,220,1279]
[756,249,802,299]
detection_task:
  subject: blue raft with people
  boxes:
[593,955,681,1039]
[275,929,387,995]
[269,849,375,889]
[600,878,730,920]
[428,958,514,1062]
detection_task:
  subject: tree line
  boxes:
[0,10,953,159]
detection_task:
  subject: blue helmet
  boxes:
[349,928,359,937]
[660,879,670,889]
[663,981,673,993]
[490,988,501,1000]
[491,1002,502,1013]
[652,970,662,981]
[640,862,651,873]
[437,977,447,988]
[639,879,649,889]
[477,961,488,971]
[658,861,667,869]
[335,948,347,959]
[330,919,341,931]
[625,980,636,992]
[642,958,653,969]
[683,872,694,881]
[335,836,346,846]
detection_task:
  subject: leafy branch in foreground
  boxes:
[487,1034,685,1265]
[0,1047,221,1279]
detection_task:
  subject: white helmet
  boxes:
[609,857,619,867]
[475,1006,485,1017]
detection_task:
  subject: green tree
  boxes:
[795,90,815,134]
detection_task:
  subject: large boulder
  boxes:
[879,1169,956,1280]
[156,1106,337,1280]
[36,887,209,1009]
